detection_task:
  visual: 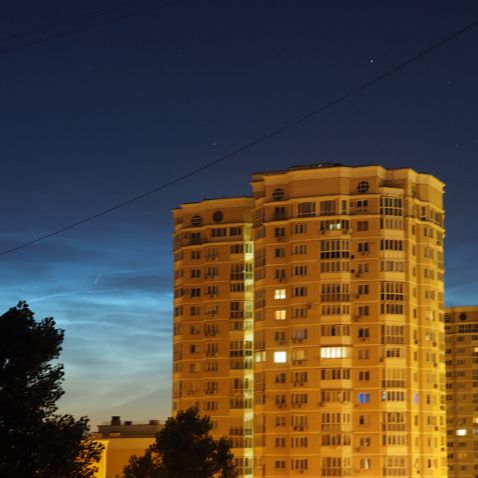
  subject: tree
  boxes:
[124,407,237,478]
[0,301,103,478]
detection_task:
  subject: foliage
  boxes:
[0,301,103,478]
[124,407,237,478]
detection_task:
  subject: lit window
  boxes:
[358,393,370,404]
[255,351,266,363]
[456,429,467,436]
[320,347,350,359]
[274,351,287,363]
[274,289,287,299]
[275,310,287,320]
[360,458,371,470]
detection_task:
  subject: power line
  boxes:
[1,17,477,257]
[0,0,142,45]
[0,0,184,56]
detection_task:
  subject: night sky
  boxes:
[1,0,477,427]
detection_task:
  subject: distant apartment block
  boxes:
[445,306,478,478]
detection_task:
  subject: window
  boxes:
[275,247,285,258]
[380,196,403,216]
[274,289,287,299]
[380,282,404,301]
[191,250,201,259]
[358,306,370,316]
[357,181,369,193]
[320,369,351,380]
[357,220,368,231]
[292,329,308,343]
[320,200,336,215]
[356,199,368,212]
[292,286,307,297]
[320,219,349,231]
[190,269,201,278]
[294,265,308,276]
[293,223,307,233]
[275,268,286,280]
[206,286,219,296]
[272,188,285,201]
[320,347,351,359]
[360,459,371,470]
[205,247,219,259]
[291,437,308,448]
[211,228,227,237]
[275,310,287,320]
[275,437,286,447]
[274,351,287,363]
[358,242,369,253]
[320,261,350,273]
[292,244,307,255]
[292,307,308,319]
[380,239,403,251]
[359,371,370,381]
[275,416,286,426]
[358,284,369,295]
[229,226,242,236]
[320,390,351,403]
[320,283,350,302]
[320,239,349,259]
[274,227,286,238]
[298,202,316,217]
[275,331,286,343]
[255,351,266,363]
[358,328,369,339]
[275,372,286,383]
[273,207,286,220]
[358,349,369,360]
[191,215,202,226]
[191,288,201,297]
[321,325,350,337]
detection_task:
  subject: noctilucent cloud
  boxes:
[1,0,478,427]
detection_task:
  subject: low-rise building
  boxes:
[92,416,163,478]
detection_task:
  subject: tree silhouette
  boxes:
[124,407,237,478]
[0,301,103,478]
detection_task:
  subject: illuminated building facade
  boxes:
[92,416,163,478]
[445,306,478,478]
[172,164,446,477]
[172,197,255,477]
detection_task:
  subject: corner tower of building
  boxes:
[250,164,445,477]
[172,197,254,478]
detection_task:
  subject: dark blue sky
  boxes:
[1,0,477,425]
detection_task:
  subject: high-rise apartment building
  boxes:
[445,306,478,478]
[172,164,446,478]
[172,197,255,477]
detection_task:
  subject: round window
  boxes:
[212,210,223,223]
[357,181,369,194]
[459,313,467,321]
